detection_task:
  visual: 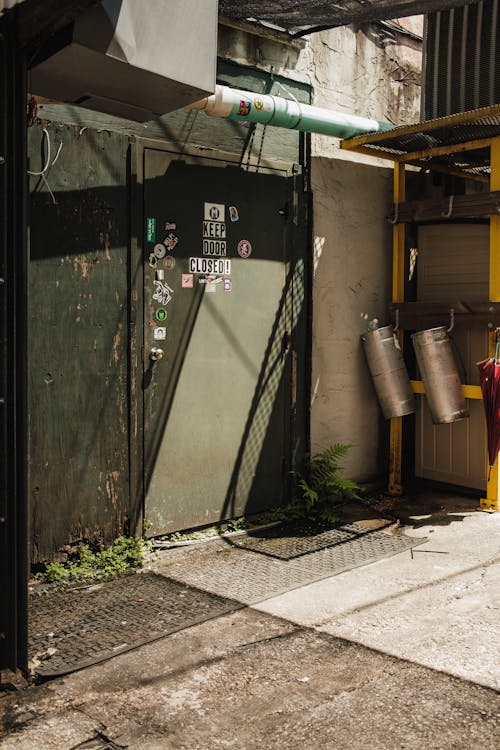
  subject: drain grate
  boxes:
[228,522,380,559]
[29,572,240,678]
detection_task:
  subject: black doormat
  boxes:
[228,521,384,560]
[29,572,241,678]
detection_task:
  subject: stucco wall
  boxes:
[310,157,392,480]
[300,24,421,481]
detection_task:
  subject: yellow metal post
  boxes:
[482,138,500,511]
[388,163,406,496]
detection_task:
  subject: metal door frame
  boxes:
[0,15,28,673]
[129,138,309,533]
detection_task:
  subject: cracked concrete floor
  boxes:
[253,492,500,691]
[1,492,499,749]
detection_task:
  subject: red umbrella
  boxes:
[477,335,500,479]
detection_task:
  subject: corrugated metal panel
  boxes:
[0,0,26,15]
[417,223,489,302]
[423,0,500,119]
[220,0,480,34]
[341,104,500,180]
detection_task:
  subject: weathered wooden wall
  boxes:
[28,125,130,562]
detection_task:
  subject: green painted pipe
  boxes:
[187,85,393,139]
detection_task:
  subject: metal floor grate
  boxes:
[29,527,424,678]
[29,572,240,678]
[160,527,425,604]
[228,521,383,559]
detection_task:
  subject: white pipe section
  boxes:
[187,84,393,139]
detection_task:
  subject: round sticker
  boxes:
[155,307,168,322]
[164,233,178,250]
[237,239,252,259]
[164,255,175,270]
[254,98,264,110]
[154,243,166,259]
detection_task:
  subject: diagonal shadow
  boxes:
[220,255,306,521]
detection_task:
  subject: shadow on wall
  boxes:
[28,124,132,564]
[141,157,308,535]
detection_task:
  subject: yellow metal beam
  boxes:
[339,145,489,183]
[410,380,482,399]
[406,163,489,184]
[398,137,494,164]
[388,163,406,496]
[482,138,500,511]
[344,109,500,509]
[341,103,500,151]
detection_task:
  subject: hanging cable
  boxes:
[27,126,63,204]
[27,126,50,175]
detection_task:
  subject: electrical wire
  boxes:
[27,126,63,204]
[27,126,50,175]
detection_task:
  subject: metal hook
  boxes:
[447,308,455,333]
[389,203,399,225]
[441,194,454,218]
[393,308,400,333]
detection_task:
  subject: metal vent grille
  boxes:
[423,0,500,119]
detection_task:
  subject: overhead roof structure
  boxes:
[341,104,500,182]
[219,0,480,36]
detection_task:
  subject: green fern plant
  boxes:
[296,444,361,524]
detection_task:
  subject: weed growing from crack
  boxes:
[36,536,153,584]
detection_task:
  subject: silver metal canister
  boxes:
[411,326,468,424]
[361,325,416,419]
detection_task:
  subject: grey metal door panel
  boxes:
[143,150,293,534]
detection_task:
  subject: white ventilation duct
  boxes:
[29,0,218,122]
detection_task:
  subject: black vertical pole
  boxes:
[0,11,28,674]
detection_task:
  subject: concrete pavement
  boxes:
[255,491,500,690]
[1,491,499,749]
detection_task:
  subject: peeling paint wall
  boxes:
[220,18,422,482]
[302,23,421,481]
[28,125,131,562]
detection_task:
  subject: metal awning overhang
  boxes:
[219,0,480,36]
[341,104,500,182]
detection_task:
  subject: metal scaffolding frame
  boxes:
[342,105,500,511]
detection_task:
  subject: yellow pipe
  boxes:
[398,137,495,164]
[388,163,406,497]
[410,380,482,399]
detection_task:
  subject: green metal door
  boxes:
[143,149,297,534]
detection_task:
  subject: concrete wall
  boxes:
[220,19,422,483]
[299,23,421,482]
[310,157,392,480]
